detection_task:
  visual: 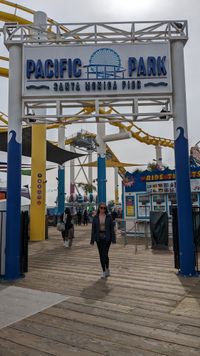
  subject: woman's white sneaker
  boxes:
[105,269,110,277]
[101,271,106,279]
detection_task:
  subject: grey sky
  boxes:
[0,0,200,203]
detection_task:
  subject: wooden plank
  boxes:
[26,312,200,356]
[0,337,49,356]
[1,225,199,356]
[0,328,100,356]
[10,320,160,356]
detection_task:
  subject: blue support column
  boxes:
[175,130,195,275]
[5,45,22,280]
[172,40,195,276]
[57,166,65,215]
[57,125,65,215]
[97,155,106,203]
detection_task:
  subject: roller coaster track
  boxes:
[0,0,76,34]
[0,110,8,133]
[0,0,174,177]
[0,101,174,177]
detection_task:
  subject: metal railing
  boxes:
[3,21,188,46]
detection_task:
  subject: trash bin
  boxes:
[150,211,169,249]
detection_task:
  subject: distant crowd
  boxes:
[68,206,122,226]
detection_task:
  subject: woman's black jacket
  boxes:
[60,213,73,230]
[90,214,116,244]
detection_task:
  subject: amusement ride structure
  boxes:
[0,0,174,168]
[1,0,197,279]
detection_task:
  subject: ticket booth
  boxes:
[123,167,200,226]
[137,193,151,219]
[151,194,167,212]
[167,193,177,216]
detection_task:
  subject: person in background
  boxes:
[83,208,89,225]
[61,207,74,248]
[111,207,118,225]
[90,202,116,279]
[77,209,82,225]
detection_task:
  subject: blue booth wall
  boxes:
[123,167,200,220]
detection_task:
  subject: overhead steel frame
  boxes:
[3,20,187,123]
[3,20,196,276]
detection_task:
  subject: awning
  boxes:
[78,160,145,168]
[0,127,85,164]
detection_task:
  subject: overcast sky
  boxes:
[0,0,200,204]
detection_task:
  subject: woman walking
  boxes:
[90,203,116,278]
[61,207,74,248]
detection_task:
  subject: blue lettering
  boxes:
[35,59,44,79]
[68,58,72,78]
[73,58,82,77]
[128,57,137,77]
[59,58,67,78]
[157,56,167,75]
[137,57,146,76]
[53,82,58,91]
[85,82,90,91]
[122,80,126,89]
[147,56,156,76]
[45,59,54,78]
[59,83,64,91]
[26,59,35,79]
[76,82,80,91]
[54,59,59,78]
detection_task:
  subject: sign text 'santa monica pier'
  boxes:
[23,43,172,97]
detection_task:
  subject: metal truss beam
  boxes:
[22,96,173,124]
[3,20,188,46]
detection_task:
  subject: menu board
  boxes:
[147,179,200,194]
[146,181,176,194]
[137,194,150,217]
[191,179,200,192]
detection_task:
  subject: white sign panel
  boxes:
[147,179,200,193]
[23,43,172,98]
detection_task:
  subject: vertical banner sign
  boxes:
[126,195,135,217]
[30,125,46,241]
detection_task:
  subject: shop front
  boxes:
[123,167,200,223]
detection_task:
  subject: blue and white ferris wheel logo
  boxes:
[84,48,126,79]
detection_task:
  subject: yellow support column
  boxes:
[30,124,46,241]
[114,167,119,205]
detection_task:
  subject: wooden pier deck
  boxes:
[0,225,200,355]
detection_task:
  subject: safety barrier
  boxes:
[117,218,150,252]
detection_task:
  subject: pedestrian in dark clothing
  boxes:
[77,209,82,225]
[61,207,74,248]
[83,209,88,225]
[111,208,118,222]
[90,203,116,279]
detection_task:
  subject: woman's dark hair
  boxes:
[96,202,108,215]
